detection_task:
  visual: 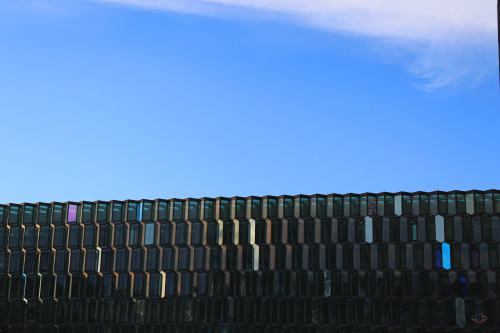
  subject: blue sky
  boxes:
[0,0,499,204]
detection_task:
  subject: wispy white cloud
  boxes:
[88,0,500,90]
[93,0,498,91]
[95,0,497,42]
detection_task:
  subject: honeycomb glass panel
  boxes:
[144,223,155,246]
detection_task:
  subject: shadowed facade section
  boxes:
[0,190,500,331]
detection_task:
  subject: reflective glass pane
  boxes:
[144,223,155,245]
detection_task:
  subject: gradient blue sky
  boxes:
[0,0,499,204]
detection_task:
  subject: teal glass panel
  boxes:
[409,218,417,241]
[81,203,93,223]
[111,202,123,222]
[402,195,412,215]
[99,225,110,247]
[316,196,326,217]
[113,223,125,246]
[67,225,81,248]
[474,193,485,214]
[300,197,310,217]
[127,202,138,222]
[37,204,51,225]
[376,195,385,216]
[176,222,187,245]
[251,199,262,218]
[115,248,128,271]
[235,199,245,219]
[8,206,20,226]
[131,248,143,271]
[456,193,466,214]
[332,196,343,217]
[188,201,199,220]
[157,201,169,221]
[52,204,64,224]
[160,223,172,245]
[9,227,20,249]
[364,217,372,243]
[385,195,395,215]
[70,249,82,272]
[412,195,420,216]
[129,224,140,246]
[436,193,447,214]
[194,246,205,270]
[196,272,207,296]
[284,198,294,217]
[23,205,36,225]
[0,205,6,226]
[494,192,500,214]
[146,247,158,271]
[97,203,108,223]
[442,243,451,270]
[219,199,230,220]
[267,198,277,218]
[360,196,368,216]
[420,194,429,215]
[162,247,175,271]
[204,199,215,220]
[350,196,360,216]
[143,201,154,221]
[206,221,218,244]
[178,247,190,271]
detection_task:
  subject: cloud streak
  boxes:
[97,0,497,43]
[96,0,500,90]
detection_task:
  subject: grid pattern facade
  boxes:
[1,190,500,332]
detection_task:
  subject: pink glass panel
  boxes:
[68,205,77,222]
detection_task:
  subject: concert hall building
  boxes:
[1,190,499,332]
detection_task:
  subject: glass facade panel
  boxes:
[0,191,498,329]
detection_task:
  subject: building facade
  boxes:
[1,190,500,332]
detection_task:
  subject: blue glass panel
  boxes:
[137,203,143,222]
[435,248,442,268]
[458,275,467,297]
[442,243,451,270]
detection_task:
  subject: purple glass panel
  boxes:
[68,205,77,223]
